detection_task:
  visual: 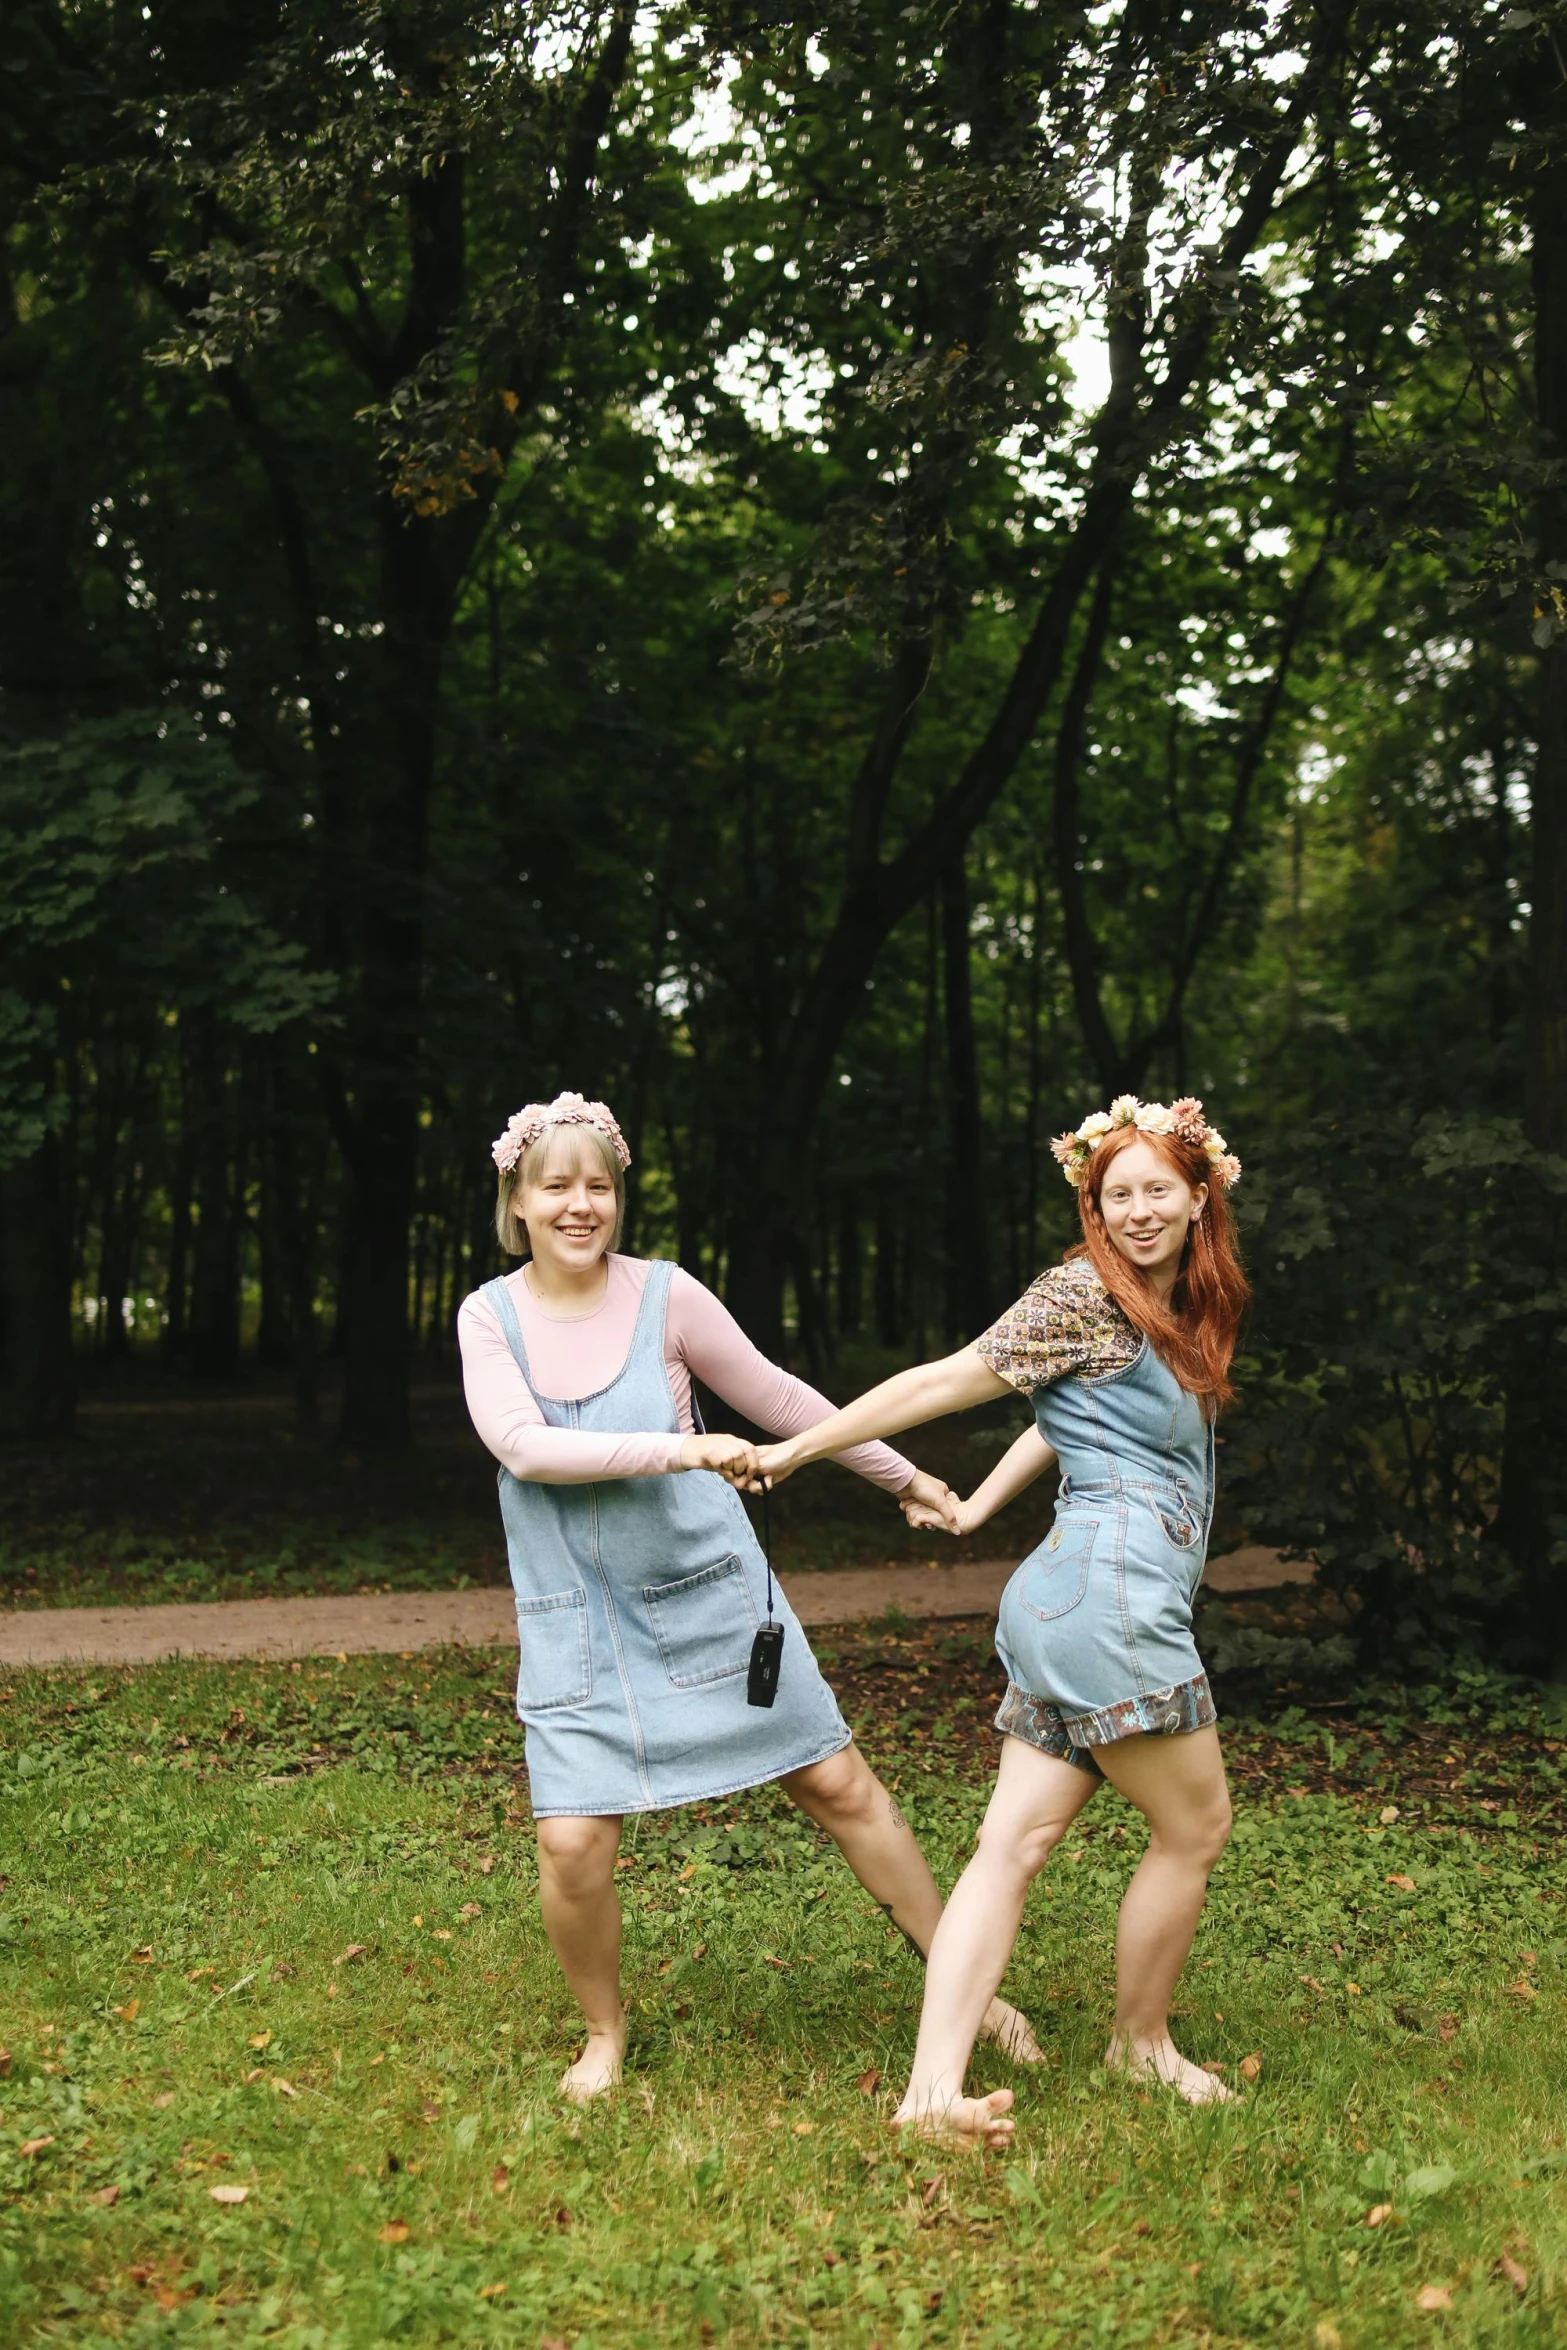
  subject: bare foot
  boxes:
[891,2087,1016,2150]
[1105,2032,1238,2105]
[559,2012,627,2103]
[978,1997,1045,2065]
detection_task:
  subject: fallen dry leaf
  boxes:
[1380,1805,1399,1824]
[792,2120,814,2136]
[369,2052,384,2068]
[1505,1978,1538,2000]
[1437,2016,1458,2045]
[691,1943,707,1960]
[541,2338,570,2350]
[1415,2285,1453,2312]
[336,1945,367,1966]
[478,1855,497,1875]
[19,2137,55,2158]
[152,2091,175,2110]
[89,2183,120,2206]
[1201,2060,1227,2075]
[129,1946,154,1964]
[1238,2054,1262,2082]
[857,2068,881,2097]
[922,2174,946,2206]
[761,1954,791,1970]
[490,2163,510,2195]
[378,2221,410,2244]
[243,2069,266,2086]
[273,2079,297,2099]
[554,2206,572,2229]
[459,1903,481,1919]
[209,2184,249,2206]
[1300,1975,1325,1993]
[1313,2323,1344,2350]
[116,2001,140,2022]
[248,2031,272,2051]
[1493,2252,1528,2294]
[1365,2203,1394,2229]
[477,2282,506,2300]
[1386,1874,1417,1892]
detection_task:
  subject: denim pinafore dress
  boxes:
[995,1334,1217,1756]
[480,1261,852,1817]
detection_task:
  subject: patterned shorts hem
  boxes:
[994,1673,1216,1777]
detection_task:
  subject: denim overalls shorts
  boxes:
[994,1334,1218,1771]
[479,1262,852,1817]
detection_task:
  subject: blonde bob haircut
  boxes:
[495,1122,627,1259]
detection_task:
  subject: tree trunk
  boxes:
[1497,129,1567,1676]
[942,856,991,1337]
[874,1197,901,1347]
[331,499,444,1455]
[188,1032,242,1382]
[837,1201,862,1338]
[0,1139,75,1439]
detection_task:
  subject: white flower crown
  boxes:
[1050,1094,1241,1191]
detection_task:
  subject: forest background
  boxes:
[2,0,1566,1683]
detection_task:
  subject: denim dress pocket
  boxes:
[515,1588,591,1713]
[1019,1519,1096,1622]
[1155,1493,1203,1551]
[643,1556,759,1688]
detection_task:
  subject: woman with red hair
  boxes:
[745,1096,1250,2145]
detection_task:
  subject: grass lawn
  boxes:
[0,1630,1562,2346]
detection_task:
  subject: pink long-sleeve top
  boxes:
[459,1254,917,1493]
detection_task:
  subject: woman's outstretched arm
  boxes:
[905,1423,1057,1537]
[740,1346,1010,1487]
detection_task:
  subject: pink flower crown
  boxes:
[491,1090,632,1177]
[1050,1095,1241,1191]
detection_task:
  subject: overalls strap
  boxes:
[480,1274,534,1390]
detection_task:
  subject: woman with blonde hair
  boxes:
[458,1089,1040,2100]
[743,1096,1250,2144]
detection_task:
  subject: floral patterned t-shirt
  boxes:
[975,1255,1141,1392]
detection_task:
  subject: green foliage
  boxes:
[1228,1112,1567,1669]
[0,715,333,1167]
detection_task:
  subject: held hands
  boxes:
[899,1468,963,1534]
[679,1433,815,1492]
[679,1432,762,1481]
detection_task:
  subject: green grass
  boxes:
[0,1651,1562,2347]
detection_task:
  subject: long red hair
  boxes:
[1072,1124,1250,1407]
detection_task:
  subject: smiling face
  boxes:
[1095,1134,1208,1294]
[516,1129,621,1277]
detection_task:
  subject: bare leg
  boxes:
[781,1744,1046,2062]
[1094,1724,1235,2105]
[892,1737,1099,2146]
[535,1814,628,2100]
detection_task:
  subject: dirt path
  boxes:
[0,1546,1300,1668]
